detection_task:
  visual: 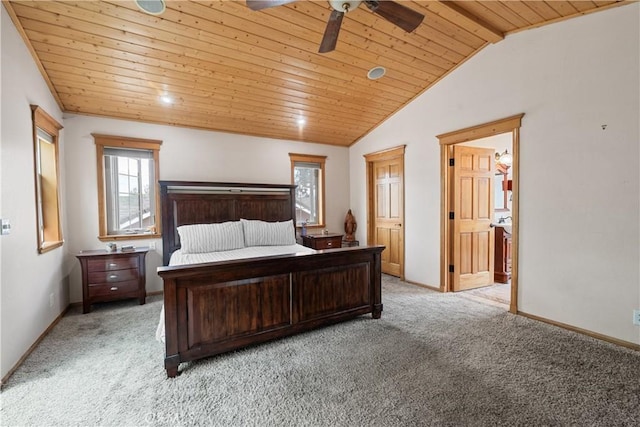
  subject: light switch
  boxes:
[1,219,11,235]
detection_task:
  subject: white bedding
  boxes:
[155,244,315,343]
[168,244,314,266]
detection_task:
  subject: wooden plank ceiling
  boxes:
[5,0,630,146]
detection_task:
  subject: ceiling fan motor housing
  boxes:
[329,0,362,13]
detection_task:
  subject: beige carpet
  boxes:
[1,275,639,426]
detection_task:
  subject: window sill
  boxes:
[98,233,161,242]
[39,240,63,254]
[297,224,326,230]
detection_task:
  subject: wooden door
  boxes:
[373,158,404,277]
[452,146,494,291]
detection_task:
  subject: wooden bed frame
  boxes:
[157,181,384,377]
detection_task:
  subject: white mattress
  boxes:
[156,244,316,343]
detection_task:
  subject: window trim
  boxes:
[93,134,162,241]
[289,153,327,229]
[31,105,63,254]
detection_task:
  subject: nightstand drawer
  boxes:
[88,280,139,298]
[314,236,342,249]
[302,234,343,250]
[87,257,138,272]
[88,268,138,284]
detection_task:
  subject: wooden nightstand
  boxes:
[76,247,149,314]
[301,233,343,250]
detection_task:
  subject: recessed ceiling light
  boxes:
[135,0,166,16]
[297,118,306,126]
[367,66,386,80]
[160,94,173,104]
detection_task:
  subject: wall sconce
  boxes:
[495,149,513,166]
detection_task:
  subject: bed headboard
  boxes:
[160,181,297,265]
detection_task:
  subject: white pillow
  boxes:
[177,221,245,253]
[241,219,296,246]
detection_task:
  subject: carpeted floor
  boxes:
[1,275,639,426]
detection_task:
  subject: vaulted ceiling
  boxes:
[4,1,631,146]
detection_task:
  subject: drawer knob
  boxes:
[109,274,118,280]
[110,286,118,291]
[327,242,332,246]
[109,263,117,267]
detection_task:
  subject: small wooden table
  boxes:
[76,247,149,313]
[301,233,343,250]
[494,227,512,284]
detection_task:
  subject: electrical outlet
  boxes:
[49,293,54,308]
[149,241,156,250]
[633,309,640,326]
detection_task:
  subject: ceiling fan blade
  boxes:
[246,0,297,11]
[365,0,424,33]
[319,10,344,53]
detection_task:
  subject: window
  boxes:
[93,134,162,241]
[31,105,63,254]
[289,153,326,227]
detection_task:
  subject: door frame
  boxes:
[437,114,523,314]
[364,145,406,280]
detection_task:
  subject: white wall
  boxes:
[63,115,350,301]
[350,5,640,344]
[1,6,69,379]
[0,3,3,384]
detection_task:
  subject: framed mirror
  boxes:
[495,171,511,212]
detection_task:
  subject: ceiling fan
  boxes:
[246,0,425,53]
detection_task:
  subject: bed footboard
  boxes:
[158,246,383,377]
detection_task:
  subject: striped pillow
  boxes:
[241,219,296,246]
[177,221,245,254]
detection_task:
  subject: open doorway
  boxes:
[458,134,513,306]
[437,114,523,314]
